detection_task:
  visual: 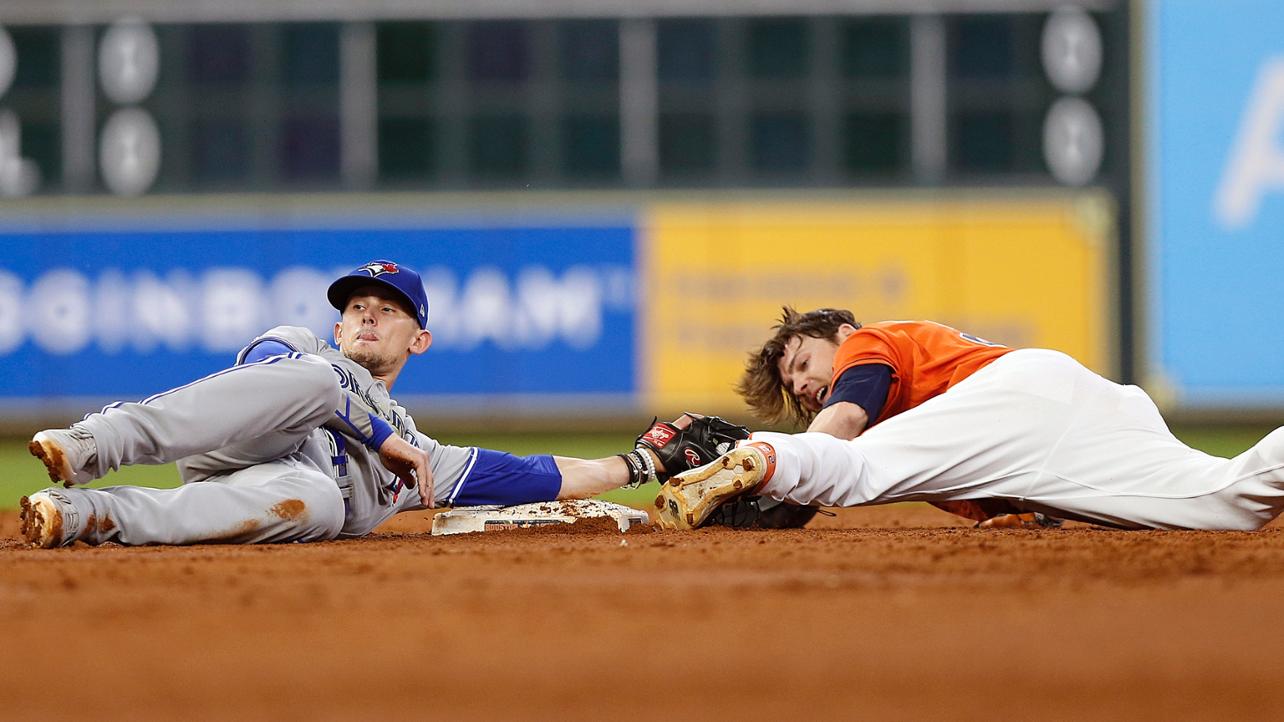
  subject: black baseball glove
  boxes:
[635,413,750,480]
[704,496,821,529]
[634,413,817,529]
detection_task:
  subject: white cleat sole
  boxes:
[29,431,81,487]
[654,444,773,531]
[20,494,67,549]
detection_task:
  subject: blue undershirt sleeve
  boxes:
[365,414,396,450]
[330,395,400,450]
[448,450,563,506]
[822,363,893,425]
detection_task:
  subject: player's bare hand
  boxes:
[976,512,1063,529]
[377,434,435,508]
[668,412,704,430]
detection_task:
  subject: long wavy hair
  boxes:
[735,306,859,426]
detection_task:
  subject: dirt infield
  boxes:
[4,505,1284,721]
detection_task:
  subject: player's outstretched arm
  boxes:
[377,434,434,507]
[806,402,868,440]
[553,455,631,499]
[555,413,756,499]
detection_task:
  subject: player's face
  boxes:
[777,334,841,414]
[334,286,432,376]
[777,324,860,414]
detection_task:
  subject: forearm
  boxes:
[806,402,868,440]
[554,456,632,499]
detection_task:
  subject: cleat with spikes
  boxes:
[19,490,81,548]
[654,443,777,531]
[29,427,98,487]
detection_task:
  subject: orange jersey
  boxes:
[831,320,1013,425]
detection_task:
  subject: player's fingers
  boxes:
[977,513,1036,529]
[671,413,700,429]
[417,453,435,508]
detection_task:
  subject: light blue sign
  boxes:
[1148,0,1284,406]
[0,222,638,406]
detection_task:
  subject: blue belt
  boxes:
[323,429,353,504]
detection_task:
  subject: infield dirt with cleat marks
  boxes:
[2,505,1284,721]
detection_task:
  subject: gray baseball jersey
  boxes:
[49,326,476,545]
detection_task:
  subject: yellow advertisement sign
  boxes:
[641,194,1114,415]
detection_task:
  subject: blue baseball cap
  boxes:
[327,260,430,329]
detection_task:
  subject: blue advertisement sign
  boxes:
[1148,0,1284,406]
[0,221,638,407]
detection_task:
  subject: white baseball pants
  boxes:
[751,349,1284,530]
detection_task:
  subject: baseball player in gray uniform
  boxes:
[19,260,659,547]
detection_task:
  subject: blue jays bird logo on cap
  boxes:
[358,261,399,277]
[327,259,430,329]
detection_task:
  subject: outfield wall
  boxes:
[643,195,1115,411]
[0,191,1113,425]
[1144,0,1284,411]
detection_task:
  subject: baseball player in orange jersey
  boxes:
[655,307,1284,531]
[814,314,1030,525]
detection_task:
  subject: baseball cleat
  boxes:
[19,490,81,548]
[654,443,777,531]
[29,427,97,487]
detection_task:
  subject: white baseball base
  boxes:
[430,499,651,536]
